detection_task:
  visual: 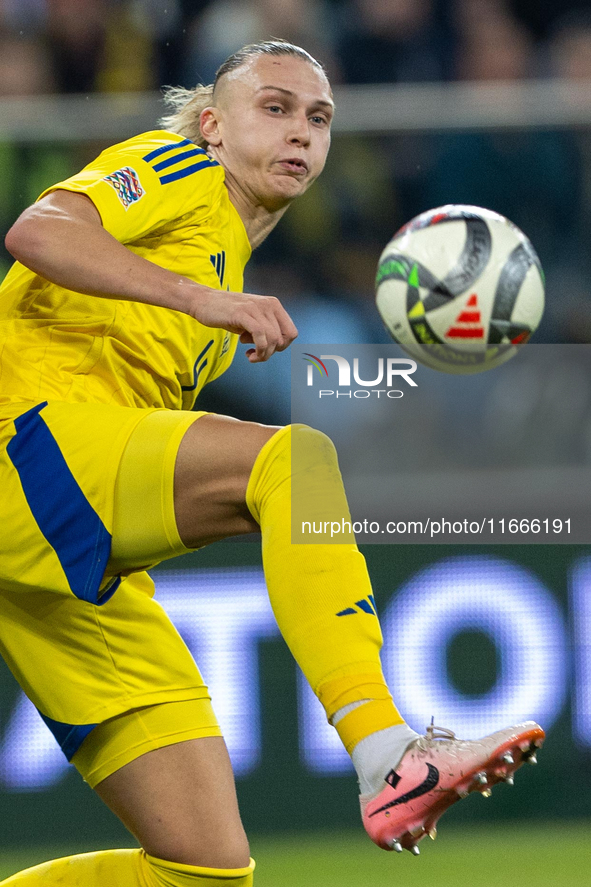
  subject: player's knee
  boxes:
[250,423,339,481]
[247,423,342,524]
[289,423,338,468]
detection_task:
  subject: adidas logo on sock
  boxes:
[336,596,377,616]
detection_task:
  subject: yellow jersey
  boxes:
[0,130,251,411]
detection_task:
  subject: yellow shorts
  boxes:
[0,400,223,784]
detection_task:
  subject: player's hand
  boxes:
[188,287,298,362]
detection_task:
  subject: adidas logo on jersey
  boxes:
[210,251,226,287]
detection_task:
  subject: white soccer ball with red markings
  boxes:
[375,205,545,374]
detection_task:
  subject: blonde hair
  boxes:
[159,39,326,149]
[159,84,214,148]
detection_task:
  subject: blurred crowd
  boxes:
[1,0,590,95]
[1,0,591,424]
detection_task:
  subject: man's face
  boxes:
[205,54,334,212]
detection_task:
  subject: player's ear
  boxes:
[200,107,222,147]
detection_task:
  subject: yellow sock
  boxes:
[0,849,255,886]
[246,424,405,752]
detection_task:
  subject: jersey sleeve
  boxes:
[39,131,225,244]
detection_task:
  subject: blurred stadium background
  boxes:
[1,0,591,884]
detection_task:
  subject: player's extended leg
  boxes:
[173,415,545,855]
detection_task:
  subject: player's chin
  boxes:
[266,174,310,206]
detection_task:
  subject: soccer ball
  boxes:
[375,205,545,374]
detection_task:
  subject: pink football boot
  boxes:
[361,720,545,856]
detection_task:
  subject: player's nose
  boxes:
[287,112,311,146]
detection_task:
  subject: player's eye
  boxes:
[310,115,329,126]
[266,105,284,114]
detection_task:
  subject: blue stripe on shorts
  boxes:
[38,711,98,761]
[7,402,118,606]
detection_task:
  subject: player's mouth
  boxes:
[277,158,309,176]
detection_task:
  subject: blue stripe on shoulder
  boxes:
[6,402,114,606]
[143,138,192,163]
[153,147,207,172]
[38,711,98,761]
[159,159,219,185]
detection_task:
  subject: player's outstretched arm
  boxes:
[5,190,297,362]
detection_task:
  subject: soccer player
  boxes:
[0,40,543,886]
